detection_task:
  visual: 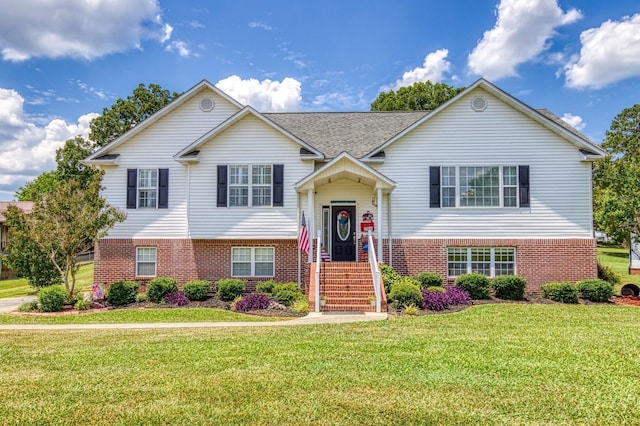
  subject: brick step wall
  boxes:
[315,262,385,312]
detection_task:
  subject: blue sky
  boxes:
[1,0,639,199]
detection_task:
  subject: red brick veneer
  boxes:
[383,238,597,294]
[94,239,304,292]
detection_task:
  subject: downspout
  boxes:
[186,164,191,238]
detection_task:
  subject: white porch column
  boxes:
[307,188,314,262]
[377,187,383,263]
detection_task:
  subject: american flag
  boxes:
[299,211,310,255]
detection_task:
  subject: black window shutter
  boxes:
[518,165,530,208]
[126,169,137,209]
[429,166,441,208]
[217,165,228,207]
[158,169,169,209]
[273,164,284,207]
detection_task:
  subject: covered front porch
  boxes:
[295,153,395,313]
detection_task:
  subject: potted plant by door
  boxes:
[319,295,327,306]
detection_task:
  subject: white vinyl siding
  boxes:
[138,169,158,208]
[375,86,594,239]
[232,247,274,277]
[136,247,157,277]
[448,247,515,277]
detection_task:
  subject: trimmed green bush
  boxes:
[491,275,527,300]
[135,292,148,303]
[291,299,310,314]
[415,272,443,289]
[577,279,614,302]
[380,263,401,294]
[273,282,304,307]
[388,277,423,308]
[542,282,579,304]
[147,277,178,303]
[217,278,246,302]
[106,281,139,306]
[183,280,211,301]
[455,273,490,299]
[256,279,277,295]
[38,285,68,312]
[427,286,446,293]
[597,263,621,285]
[74,299,91,310]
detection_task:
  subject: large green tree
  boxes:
[6,174,126,294]
[593,104,640,250]
[370,81,465,111]
[89,83,180,147]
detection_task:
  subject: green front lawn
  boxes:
[0,262,94,299]
[597,245,640,288]
[1,304,639,425]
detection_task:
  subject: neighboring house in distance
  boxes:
[0,201,34,280]
[83,78,605,294]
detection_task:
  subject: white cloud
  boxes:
[312,90,368,111]
[215,76,302,112]
[561,113,585,131]
[0,87,97,197]
[249,22,272,31]
[165,40,193,57]
[392,49,452,89]
[0,0,172,61]
[468,0,582,80]
[565,14,640,89]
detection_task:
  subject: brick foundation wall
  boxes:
[384,238,597,294]
[95,239,308,292]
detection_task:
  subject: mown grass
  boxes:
[0,307,286,324]
[597,245,640,289]
[0,263,94,299]
[0,304,639,425]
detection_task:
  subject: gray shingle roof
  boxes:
[264,111,429,159]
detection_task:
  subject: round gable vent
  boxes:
[199,97,215,112]
[471,97,488,112]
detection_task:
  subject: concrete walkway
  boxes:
[0,295,36,313]
[0,309,387,330]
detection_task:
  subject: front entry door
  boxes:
[331,206,356,261]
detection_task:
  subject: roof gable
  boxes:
[85,80,244,162]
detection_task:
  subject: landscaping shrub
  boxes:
[444,285,472,306]
[164,291,190,307]
[106,281,139,306]
[135,292,148,303]
[18,301,38,312]
[404,304,419,316]
[422,289,450,311]
[415,272,443,289]
[542,282,579,304]
[427,286,446,293]
[491,275,527,300]
[38,285,68,312]
[273,282,304,307]
[256,279,277,295]
[455,273,490,299]
[183,279,211,301]
[217,278,246,302]
[291,299,309,314]
[389,277,422,308]
[235,293,270,312]
[74,299,91,310]
[577,279,614,302]
[380,263,401,294]
[147,277,178,303]
[597,262,621,285]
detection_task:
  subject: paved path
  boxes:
[0,310,387,330]
[0,295,36,313]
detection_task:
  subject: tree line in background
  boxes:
[4,78,639,292]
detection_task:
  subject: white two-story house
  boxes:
[84,78,604,294]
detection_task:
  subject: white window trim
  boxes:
[441,165,519,208]
[447,247,516,278]
[136,247,157,277]
[228,164,273,208]
[138,168,158,209]
[231,247,275,277]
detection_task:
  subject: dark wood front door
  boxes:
[331,206,356,261]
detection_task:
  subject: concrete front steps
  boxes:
[312,262,386,312]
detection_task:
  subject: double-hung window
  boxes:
[228,165,272,207]
[136,247,157,277]
[127,168,168,209]
[433,165,526,208]
[447,247,515,277]
[232,247,274,277]
[138,169,158,208]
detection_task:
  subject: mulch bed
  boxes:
[614,295,640,307]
